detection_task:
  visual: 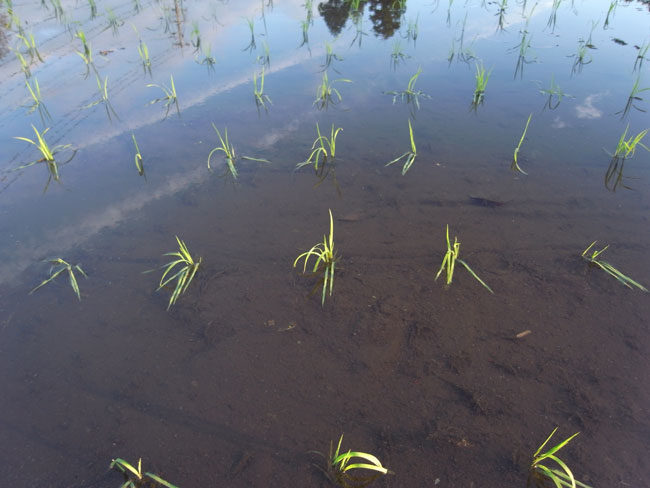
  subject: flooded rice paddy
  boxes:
[1,0,650,486]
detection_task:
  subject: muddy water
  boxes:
[1,1,649,486]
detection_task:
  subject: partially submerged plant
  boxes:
[132,133,145,177]
[296,123,342,173]
[581,241,647,291]
[315,434,389,488]
[390,39,410,69]
[24,78,52,124]
[253,67,272,113]
[435,225,493,293]
[207,124,270,179]
[386,119,417,175]
[154,236,202,310]
[528,428,592,488]
[471,61,492,109]
[294,209,338,306]
[314,72,351,110]
[137,37,152,75]
[384,66,431,113]
[196,44,217,72]
[321,42,342,72]
[110,458,179,488]
[17,31,44,64]
[539,75,571,110]
[30,258,87,301]
[604,125,649,191]
[14,125,74,190]
[75,30,97,78]
[633,40,648,72]
[84,74,119,122]
[512,113,532,175]
[147,75,179,118]
[243,17,256,52]
[617,75,649,120]
[105,7,123,36]
[571,40,592,75]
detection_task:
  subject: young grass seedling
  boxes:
[512,113,532,175]
[294,209,338,306]
[324,434,390,487]
[207,125,270,179]
[314,72,351,110]
[87,0,97,19]
[547,0,562,32]
[147,75,180,118]
[386,119,417,175]
[105,7,123,36]
[30,258,87,301]
[137,37,152,75]
[257,40,270,69]
[13,49,31,78]
[24,78,52,125]
[320,42,342,72]
[404,14,419,46]
[604,0,616,30]
[604,125,649,191]
[471,61,492,109]
[75,30,97,78]
[84,74,119,122]
[633,40,648,72]
[17,31,43,64]
[151,236,202,310]
[571,40,592,75]
[190,20,201,52]
[110,458,179,488]
[132,133,145,177]
[581,242,647,291]
[617,75,649,120]
[435,225,494,293]
[296,123,342,173]
[243,17,256,53]
[384,66,431,114]
[495,0,508,32]
[253,67,272,113]
[539,75,571,110]
[528,428,592,488]
[196,44,217,72]
[390,40,410,69]
[14,125,74,190]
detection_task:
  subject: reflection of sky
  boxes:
[1,0,649,284]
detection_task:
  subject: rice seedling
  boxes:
[347,0,362,11]
[150,236,202,310]
[296,123,342,173]
[539,75,571,110]
[14,125,74,189]
[50,0,64,21]
[435,225,494,293]
[604,0,617,29]
[137,37,152,75]
[633,40,648,72]
[293,209,338,306]
[29,258,87,301]
[547,0,562,32]
[300,19,311,52]
[243,17,256,53]
[471,61,492,109]
[320,42,342,72]
[495,0,508,32]
[581,242,647,291]
[390,40,410,69]
[133,0,142,13]
[132,133,145,177]
[75,30,97,78]
[196,44,217,72]
[17,31,43,64]
[110,458,179,488]
[13,49,31,78]
[253,67,272,113]
[571,40,591,75]
[207,124,270,179]
[384,66,431,114]
[190,21,201,52]
[350,12,367,48]
[314,72,351,110]
[512,23,534,79]
[87,0,97,19]
[84,74,119,122]
[446,0,454,26]
[147,75,180,118]
[617,75,649,119]
[386,119,417,175]
[512,113,532,175]
[257,40,270,68]
[105,7,123,36]
[604,125,648,191]
[609,125,649,160]
[24,77,52,124]
[528,428,593,488]
[404,14,419,45]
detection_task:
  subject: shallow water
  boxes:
[1,1,650,486]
